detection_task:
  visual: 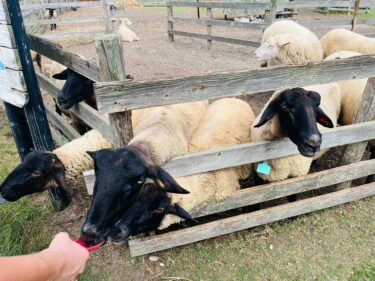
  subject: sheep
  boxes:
[254,20,323,66]
[80,100,208,246]
[0,130,113,209]
[159,98,255,229]
[251,85,341,182]
[45,8,57,31]
[324,51,374,182]
[118,18,139,42]
[320,29,375,57]
[107,98,255,241]
[324,51,367,125]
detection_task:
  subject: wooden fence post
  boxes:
[167,3,174,42]
[100,0,110,33]
[95,33,133,147]
[265,0,277,24]
[207,7,212,48]
[335,77,375,190]
[351,0,361,31]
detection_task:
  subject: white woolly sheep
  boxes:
[320,29,375,57]
[254,20,323,66]
[159,98,255,229]
[324,51,367,125]
[251,84,341,182]
[118,18,139,42]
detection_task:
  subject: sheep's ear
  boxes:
[277,37,290,47]
[52,69,68,80]
[168,203,198,224]
[316,107,334,128]
[149,166,190,194]
[86,151,96,160]
[254,100,278,128]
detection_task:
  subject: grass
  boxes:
[0,108,374,280]
[0,110,51,256]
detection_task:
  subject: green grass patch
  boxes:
[0,111,51,256]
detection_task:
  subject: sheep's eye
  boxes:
[31,171,42,177]
[280,104,289,111]
[154,207,164,214]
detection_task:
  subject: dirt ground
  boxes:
[25,7,375,280]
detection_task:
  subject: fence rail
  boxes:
[21,1,101,11]
[167,0,375,47]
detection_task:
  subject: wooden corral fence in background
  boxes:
[167,0,375,47]
[77,52,375,256]
[21,0,115,39]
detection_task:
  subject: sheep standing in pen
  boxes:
[254,20,323,66]
[79,101,208,246]
[320,29,375,57]
[45,8,57,31]
[118,18,139,42]
[251,85,341,182]
[325,50,375,182]
[109,98,255,240]
[0,130,113,208]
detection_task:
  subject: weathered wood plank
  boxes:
[167,5,174,42]
[0,23,15,48]
[36,72,115,143]
[0,84,28,108]
[95,33,133,147]
[40,31,104,40]
[84,120,375,192]
[168,1,270,9]
[0,67,26,92]
[190,159,375,218]
[278,0,375,9]
[25,16,104,26]
[206,7,212,48]
[45,105,80,141]
[170,30,260,47]
[0,46,21,70]
[27,34,100,81]
[336,77,375,190]
[21,1,101,11]
[298,18,375,29]
[95,54,375,113]
[50,126,69,147]
[0,0,10,23]
[170,16,267,30]
[128,182,375,256]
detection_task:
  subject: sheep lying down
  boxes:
[251,84,341,182]
[109,98,255,240]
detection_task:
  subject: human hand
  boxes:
[43,232,89,281]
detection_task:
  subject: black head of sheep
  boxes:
[0,151,70,207]
[53,68,95,110]
[110,183,197,242]
[80,147,189,247]
[254,87,333,157]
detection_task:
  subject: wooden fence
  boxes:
[76,52,375,256]
[167,0,375,47]
[22,0,115,39]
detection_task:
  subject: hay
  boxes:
[115,0,143,8]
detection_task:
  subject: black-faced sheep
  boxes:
[109,98,255,239]
[251,85,341,182]
[45,8,57,31]
[79,101,208,246]
[254,20,323,66]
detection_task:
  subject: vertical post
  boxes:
[335,77,375,190]
[207,7,212,48]
[270,0,277,24]
[167,3,174,42]
[100,0,110,33]
[6,0,65,208]
[95,33,133,147]
[197,0,200,19]
[351,0,361,31]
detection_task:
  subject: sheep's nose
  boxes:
[304,134,322,150]
[80,223,100,246]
